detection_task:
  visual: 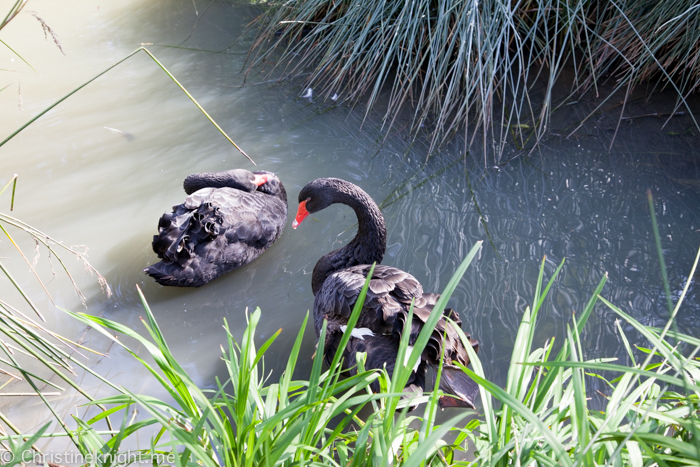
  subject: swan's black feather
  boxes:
[314,264,477,370]
[145,170,287,287]
[298,178,479,409]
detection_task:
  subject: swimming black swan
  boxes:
[145,169,287,287]
[293,178,479,408]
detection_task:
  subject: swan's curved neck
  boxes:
[311,183,386,295]
[183,170,253,195]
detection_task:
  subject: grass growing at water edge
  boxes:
[461,253,700,465]
[2,161,698,466]
[248,0,700,161]
[3,232,699,465]
[49,243,481,466]
[0,177,122,454]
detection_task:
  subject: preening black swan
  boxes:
[293,178,479,408]
[145,169,287,287]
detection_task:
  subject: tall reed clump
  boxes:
[247,0,700,161]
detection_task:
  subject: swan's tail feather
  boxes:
[143,263,175,286]
[152,209,192,262]
[143,261,198,287]
[151,203,222,263]
[438,365,479,409]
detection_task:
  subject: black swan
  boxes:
[145,169,287,287]
[293,178,479,408]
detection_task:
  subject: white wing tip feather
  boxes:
[404,345,422,373]
[340,325,375,340]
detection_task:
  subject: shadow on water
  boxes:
[0,0,699,430]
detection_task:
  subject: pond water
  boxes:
[1,0,699,438]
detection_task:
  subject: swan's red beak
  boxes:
[293,200,309,229]
[253,174,268,186]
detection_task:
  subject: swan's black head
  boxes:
[253,170,287,203]
[293,178,348,228]
[294,177,386,294]
[293,178,380,229]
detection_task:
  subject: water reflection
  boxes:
[0,0,698,431]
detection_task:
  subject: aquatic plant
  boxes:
[247,0,700,161]
[0,174,121,453]
[460,254,700,465]
[49,243,481,466]
[2,214,699,465]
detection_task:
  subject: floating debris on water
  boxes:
[104,126,135,142]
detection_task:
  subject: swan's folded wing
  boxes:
[314,269,367,323]
[438,365,479,409]
[185,188,286,246]
[391,292,478,367]
[313,264,424,336]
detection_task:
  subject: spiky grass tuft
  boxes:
[248,0,700,162]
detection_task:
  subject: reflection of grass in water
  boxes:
[335,155,499,255]
[377,159,458,211]
[464,166,500,258]
[379,155,500,257]
[332,156,462,237]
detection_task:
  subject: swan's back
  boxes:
[314,264,473,366]
[145,173,287,287]
[313,264,479,407]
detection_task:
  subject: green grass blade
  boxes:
[525,361,700,392]
[647,190,673,315]
[0,40,37,74]
[325,263,375,377]
[0,259,45,321]
[459,365,573,466]
[0,174,17,198]
[401,241,483,394]
[533,272,607,412]
[0,48,251,165]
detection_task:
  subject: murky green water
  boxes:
[1,0,699,436]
